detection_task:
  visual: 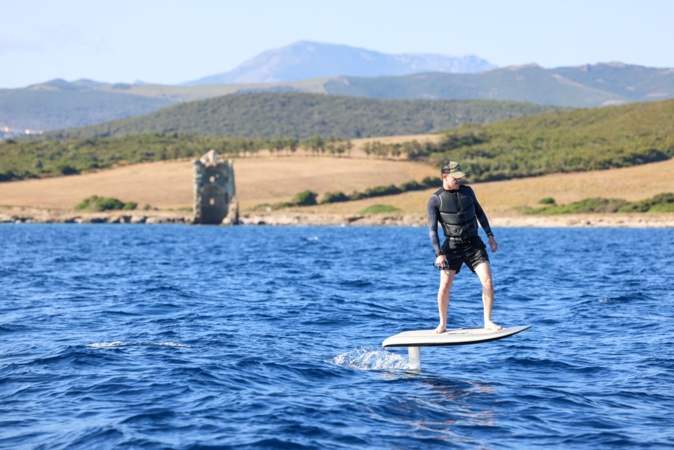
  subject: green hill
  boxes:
[0,79,328,133]
[414,98,674,181]
[45,92,558,140]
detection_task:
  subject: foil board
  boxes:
[382,325,531,348]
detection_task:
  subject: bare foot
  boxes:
[484,321,503,331]
[435,323,446,334]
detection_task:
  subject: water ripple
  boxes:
[0,225,673,448]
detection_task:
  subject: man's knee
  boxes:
[438,275,454,293]
[438,280,452,294]
[475,265,493,291]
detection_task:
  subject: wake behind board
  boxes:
[382,325,530,348]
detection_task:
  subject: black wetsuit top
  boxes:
[427,185,493,255]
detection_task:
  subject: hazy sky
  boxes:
[2,0,673,88]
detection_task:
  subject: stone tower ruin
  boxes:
[193,150,238,225]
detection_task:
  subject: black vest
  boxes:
[436,187,478,238]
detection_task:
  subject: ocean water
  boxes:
[1,224,673,449]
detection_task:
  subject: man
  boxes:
[427,161,502,333]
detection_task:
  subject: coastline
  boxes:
[2,206,673,228]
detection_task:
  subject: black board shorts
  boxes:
[441,237,490,274]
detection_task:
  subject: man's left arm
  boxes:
[470,188,498,253]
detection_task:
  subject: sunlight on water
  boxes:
[330,348,410,371]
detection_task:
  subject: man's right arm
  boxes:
[427,194,443,256]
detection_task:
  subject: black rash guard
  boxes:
[427,185,493,255]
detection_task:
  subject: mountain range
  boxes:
[184,41,496,85]
[325,63,674,106]
[1,41,673,136]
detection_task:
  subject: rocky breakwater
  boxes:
[237,212,427,226]
[0,207,427,227]
[0,207,192,225]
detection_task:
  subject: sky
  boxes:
[2,0,673,89]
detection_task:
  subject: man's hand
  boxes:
[435,254,448,269]
[488,235,498,253]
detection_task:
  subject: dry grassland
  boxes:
[1,132,673,222]
[300,157,674,216]
[0,155,438,211]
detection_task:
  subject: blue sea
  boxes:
[1,224,673,449]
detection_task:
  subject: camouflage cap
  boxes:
[441,161,466,179]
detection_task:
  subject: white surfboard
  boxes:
[383,325,531,348]
[382,325,530,371]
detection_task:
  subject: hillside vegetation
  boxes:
[382,98,674,181]
[2,98,672,184]
[44,93,557,140]
[523,193,674,214]
[0,134,274,181]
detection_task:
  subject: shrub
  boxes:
[75,195,137,212]
[568,198,630,214]
[398,180,425,192]
[619,192,674,213]
[531,198,629,215]
[539,197,556,205]
[290,190,318,206]
[647,193,674,212]
[58,165,80,176]
[421,176,442,188]
[0,171,17,182]
[321,191,349,204]
[96,197,126,211]
[520,195,674,215]
[348,191,367,201]
[363,184,402,198]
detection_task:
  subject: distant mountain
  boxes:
[0,78,330,133]
[3,63,674,135]
[46,92,558,141]
[0,79,177,131]
[324,63,674,107]
[553,62,674,102]
[184,41,496,85]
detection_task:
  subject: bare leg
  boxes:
[436,269,455,333]
[474,262,502,330]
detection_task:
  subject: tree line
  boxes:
[271,177,442,209]
[0,134,353,182]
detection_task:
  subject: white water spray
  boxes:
[330,347,410,371]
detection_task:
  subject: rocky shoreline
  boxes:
[1,207,673,228]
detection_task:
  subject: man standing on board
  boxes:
[427,161,502,333]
